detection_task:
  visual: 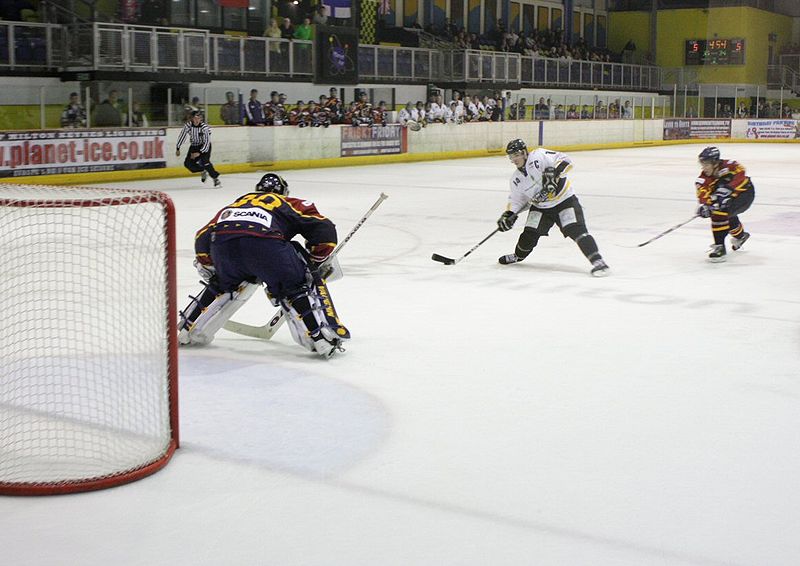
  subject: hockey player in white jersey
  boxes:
[497,139,609,276]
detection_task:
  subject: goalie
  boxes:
[178,173,350,357]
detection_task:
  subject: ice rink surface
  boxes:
[3,142,800,566]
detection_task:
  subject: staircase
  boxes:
[767,65,800,96]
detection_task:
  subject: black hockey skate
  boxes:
[590,259,610,277]
[708,244,727,262]
[213,177,222,188]
[498,253,522,265]
[731,232,750,251]
[201,170,208,183]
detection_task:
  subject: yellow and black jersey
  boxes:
[695,159,753,204]
[195,192,337,265]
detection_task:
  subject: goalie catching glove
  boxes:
[497,210,518,232]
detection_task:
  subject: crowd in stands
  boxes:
[58,89,798,130]
[60,90,149,128]
[426,18,617,62]
[224,88,388,127]
[729,99,794,119]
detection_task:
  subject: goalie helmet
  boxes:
[506,139,527,156]
[698,146,721,163]
[255,173,289,195]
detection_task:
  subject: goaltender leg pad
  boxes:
[178,282,218,331]
[280,284,348,357]
[181,281,259,346]
[314,279,350,339]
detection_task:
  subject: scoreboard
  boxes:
[685,39,745,65]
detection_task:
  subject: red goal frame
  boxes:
[0,190,179,496]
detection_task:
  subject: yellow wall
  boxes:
[608,12,651,57]
[610,7,793,85]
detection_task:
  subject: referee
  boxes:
[176,110,222,188]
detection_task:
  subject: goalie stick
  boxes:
[223,192,389,340]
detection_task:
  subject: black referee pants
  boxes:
[184,145,220,179]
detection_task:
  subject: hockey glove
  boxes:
[497,210,518,232]
[193,258,216,281]
[711,186,733,212]
[696,203,711,218]
[542,166,559,194]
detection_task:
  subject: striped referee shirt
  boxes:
[176,121,212,153]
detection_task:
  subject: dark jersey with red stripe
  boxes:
[195,192,337,265]
[695,159,753,204]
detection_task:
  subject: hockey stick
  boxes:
[636,215,699,247]
[432,202,531,265]
[431,228,501,265]
[223,192,389,340]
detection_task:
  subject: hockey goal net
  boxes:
[0,185,178,495]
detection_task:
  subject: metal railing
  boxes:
[211,35,313,77]
[767,65,800,94]
[779,54,800,73]
[0,22,64,70]
[521,56,661,90]
[62,23,210,72]
[3,20,662,90]
[358,45,442,82]
[437,50,522,83]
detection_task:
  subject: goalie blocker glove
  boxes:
[497,210,518,232]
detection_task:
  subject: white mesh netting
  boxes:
[0,185,177,492]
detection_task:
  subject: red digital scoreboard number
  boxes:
[685,39,745,65]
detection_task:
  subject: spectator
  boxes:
[737,101,748,118]
[130,102,149,127]
[220,91,240,125]
[280,18,295,39]
[184,96,203,121]
[508,97,526,120]
[60,92,86,128]
[312,4,327,26]
[566,104,579,120]
[534,97,549,120]
[294,17,312,40]
[265,18,282,52]
[687,105,698,118]
[92,90,123,127]
[245,89,266,125]
[622,100,633,119]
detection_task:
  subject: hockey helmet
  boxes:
[698,146,720,163]
[255,173,289,195]
[505,139,528,156]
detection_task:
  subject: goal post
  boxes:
[0,185,179,495]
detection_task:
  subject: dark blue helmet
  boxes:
[698,146,720,163]
[255,173,289,195]
[506,139,527,155]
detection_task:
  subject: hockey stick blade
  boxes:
[224,311,285,340]
[431,253,456,265]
